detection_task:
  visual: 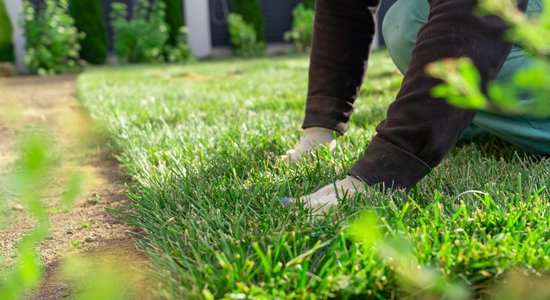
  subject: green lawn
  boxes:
[78,52,549,299]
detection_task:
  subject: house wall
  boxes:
[184,0,211,57]
[5,0,26,73]
[262,0,302,42]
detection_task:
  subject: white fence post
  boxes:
[5,0,27,73]
[183,0,212,58]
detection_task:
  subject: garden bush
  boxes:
[161,0,185,47]
[164,27,193,63]
[284,4,315,53]
[22,0,82,75]
[69,0,109,64]
[227,13,264,57]
[0,0,14,62]
[111,0,168,63]
[303,0,315,9]
[111,0,192,64]
[231,0,265,44]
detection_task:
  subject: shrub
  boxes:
[303,0,315,9]
[69,0,109,64]
[161,0,185,47]
[22,0,82,75]
[164,27,193,63]
[110,0,169,63]
[227,13,264,57]
[231,0,265,44]
[0,0,15,62]
[284,4,315,53]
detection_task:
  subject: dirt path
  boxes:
[0,75,148,298]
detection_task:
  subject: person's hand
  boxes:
[280,127,337,163]
[281,176,366,214]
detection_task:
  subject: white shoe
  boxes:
[280,127,337,163]
[281,176,366,214]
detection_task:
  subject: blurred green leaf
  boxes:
[427,58,489,110]
[0,134,54,299]
[348,211,382,248]
[62,171,85,208]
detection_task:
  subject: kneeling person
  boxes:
[282,0,549,213]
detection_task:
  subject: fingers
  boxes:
[280,127,338,164]
[279,141,337,164]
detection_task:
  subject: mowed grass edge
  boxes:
[77,53,549,299]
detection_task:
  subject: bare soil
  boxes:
[0,75,149,299]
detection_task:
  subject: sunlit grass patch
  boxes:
[77,52,550,298]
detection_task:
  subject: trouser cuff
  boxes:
[302,96,353,134]
[348,136,432,190]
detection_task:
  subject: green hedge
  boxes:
[303,0,315,9]
[0,0,14,62]
[231,0,265,43]
[69,0,108,64]
[162,0,185,47]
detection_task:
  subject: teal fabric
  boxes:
[382,0,550,154]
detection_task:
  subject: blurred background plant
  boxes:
[227,13,265,57]
[161,0,192,63]
[231,0,265,45]
[162,0,184,49]
[284,3,315,53]
[164,26,193,63]
[21,0,82,75]
[302,0,315,9]
[110,0,168,64]
[68,0,109,65]
[427,0,550,118]
[110,0,192,64]
[0,0,14,64]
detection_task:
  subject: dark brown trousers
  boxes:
[303,0,529,189]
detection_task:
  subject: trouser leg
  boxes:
[302,0,379,134]
[382,0,550,154]
[348,0,529,189]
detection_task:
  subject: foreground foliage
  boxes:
[428,0,550,117]
[78,53,550,299]
[0,133,85,299]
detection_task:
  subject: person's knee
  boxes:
[382,0,429,74]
